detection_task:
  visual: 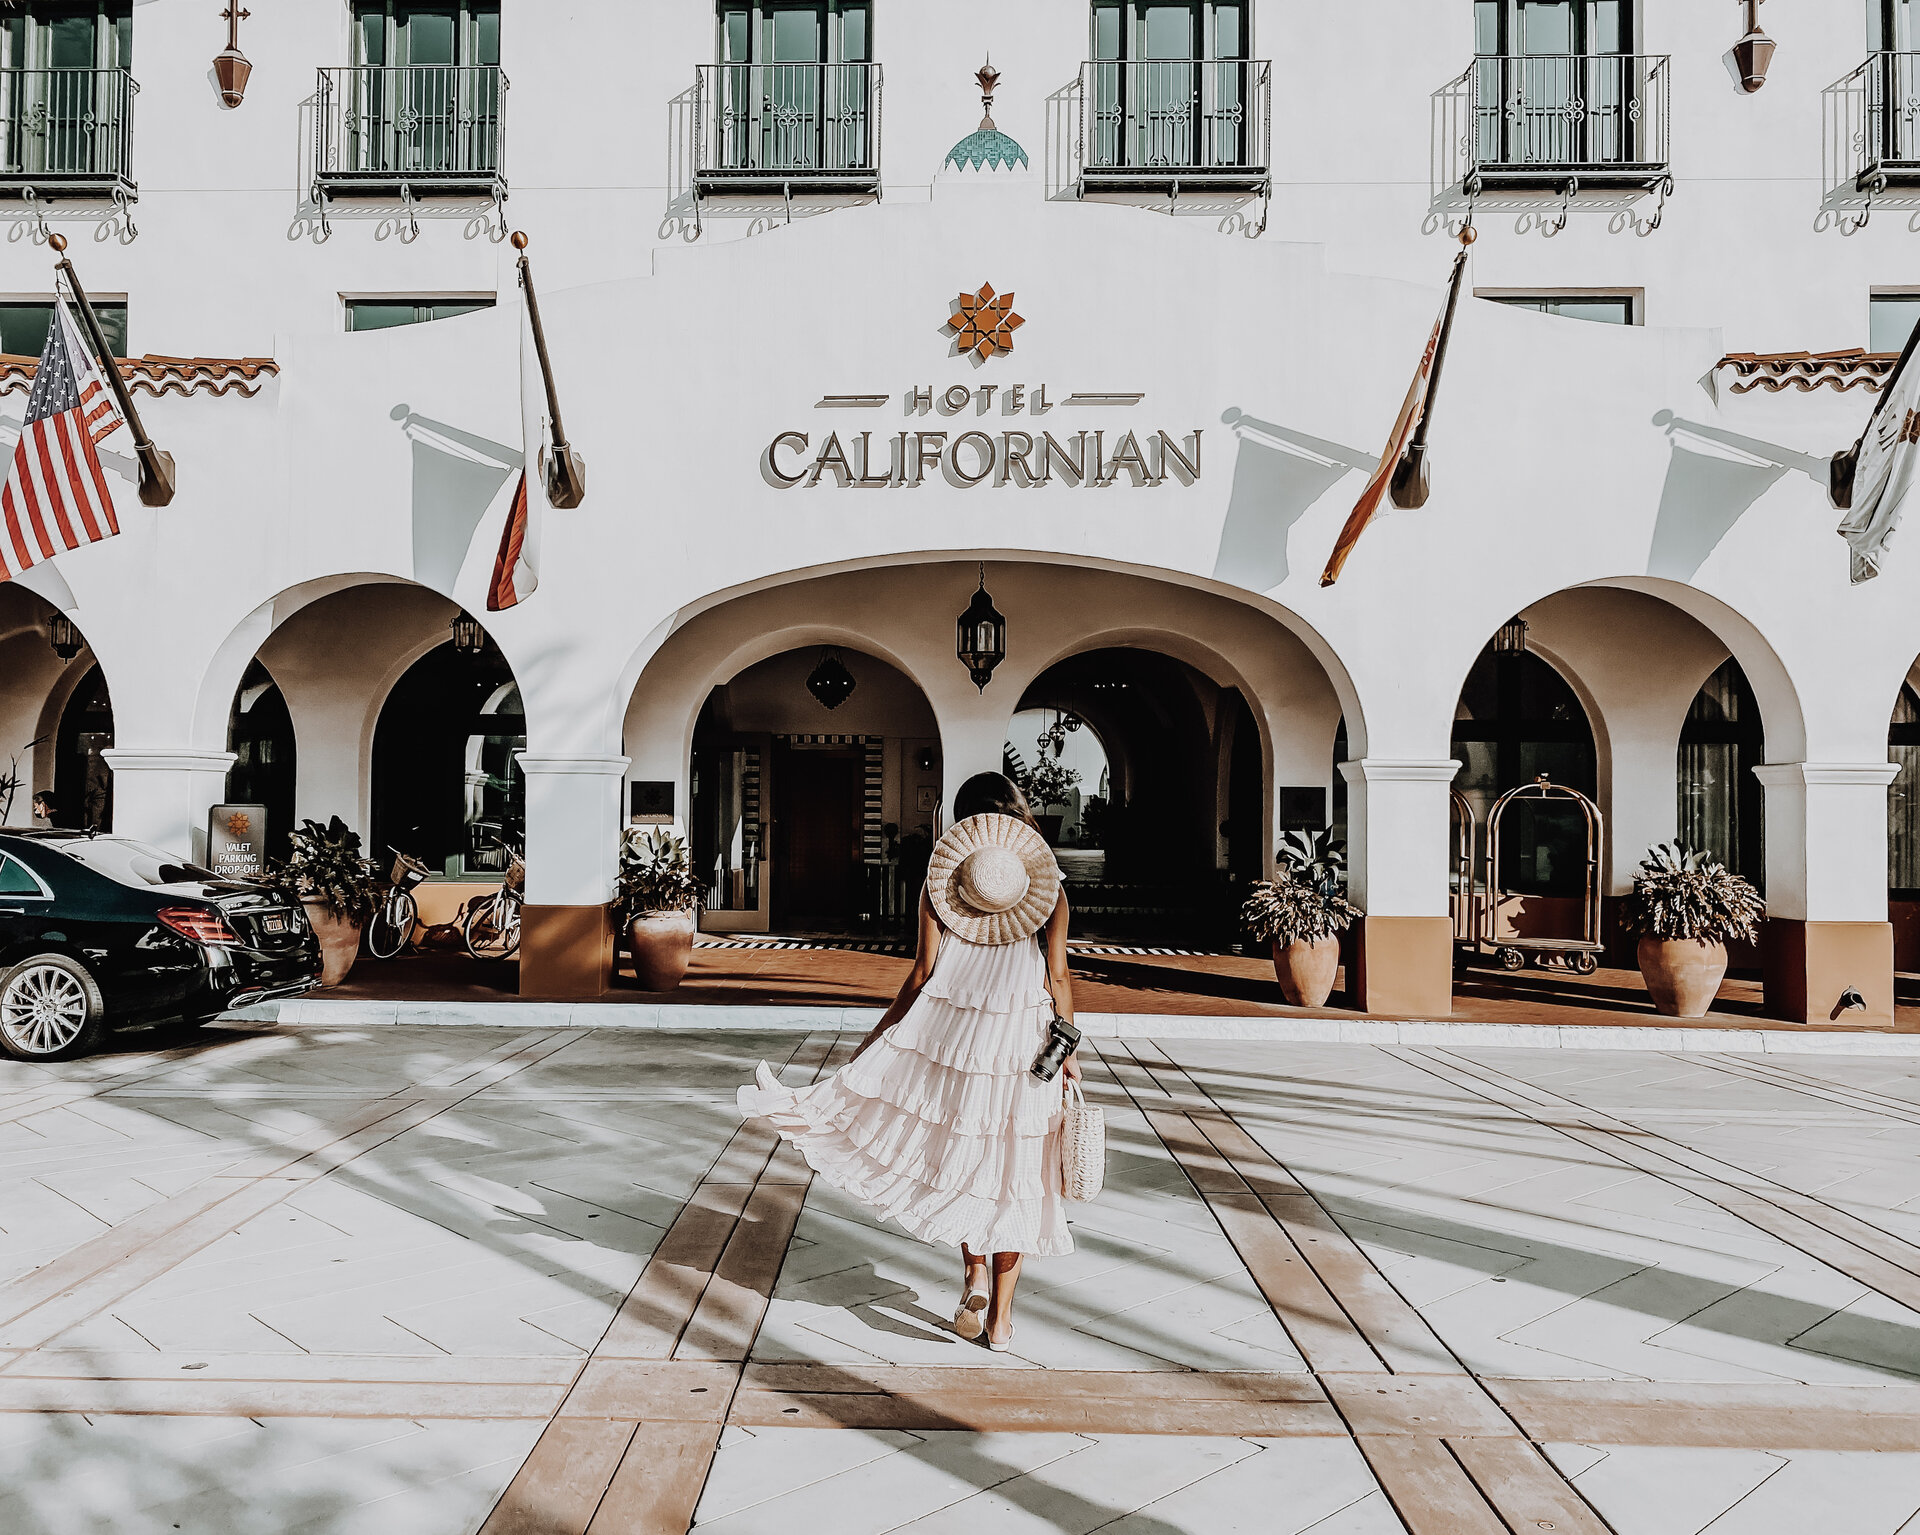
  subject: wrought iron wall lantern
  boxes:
[1732,0,1774,94]
[1493,616,1529,656]
[214,5,252,109]
[47,615,80,661]
[956,567,1007,692]
[806,650,857,710]
[450,613,486,657]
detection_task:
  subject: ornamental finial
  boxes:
[976,57,1000,132]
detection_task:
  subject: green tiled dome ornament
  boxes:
[945,59,1029,172]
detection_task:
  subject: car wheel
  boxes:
[0,955,106,1061]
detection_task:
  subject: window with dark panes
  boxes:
[0,1,133,181]
[345,297,494,332]
[1871,293,1920,353]
[0,301,126,359]
[346,2,501,179]
[1089,2,1250,171]
[714,2,872,172]
[1678,660,1765,887]
[1891,684,1920,893]
[1484,294,1635,325]
[1473,1,1632,168]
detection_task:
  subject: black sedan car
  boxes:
[0,831,321,1060]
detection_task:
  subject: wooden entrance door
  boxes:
[773,746,860,930]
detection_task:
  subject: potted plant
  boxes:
[1015,757,1081,845]
[1241,830,1360,1008]
[272,816,383,987]
[1624,841,1764,1018]
[618,828,704,992]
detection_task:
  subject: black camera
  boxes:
[1030,1015,1081,1083]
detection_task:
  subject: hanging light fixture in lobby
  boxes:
[450,613,486,657]
[806,649,856,710]
[47,615,80,661]
[1493,616,1530,656]
[956,566,1007,691]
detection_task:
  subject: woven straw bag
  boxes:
[1060,1080,1106,1202]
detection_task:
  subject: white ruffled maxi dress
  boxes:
[737,931,1073,1257]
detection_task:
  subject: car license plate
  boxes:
[262,915,288,935]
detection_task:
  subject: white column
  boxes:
[933,691,1016,820]
[1340,758,1459,915]
[101,748,237,861]
[516,753,632,906]
[1755,762,1900,921]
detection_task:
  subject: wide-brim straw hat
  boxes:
[926,814,1062,946]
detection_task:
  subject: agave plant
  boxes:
[1243,830,1359,946]
[1624,841,1764,945]
[272,816,383,925]
[617,828,704,917]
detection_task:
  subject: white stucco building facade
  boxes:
[2,0,1918,1021]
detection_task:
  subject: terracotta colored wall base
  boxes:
[1352,915,1455,1018]
[1761,919,1894,1028]
[520,904,615,999]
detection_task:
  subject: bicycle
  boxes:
[461,848,524,960]
[365,849,432,960]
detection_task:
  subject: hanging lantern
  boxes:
[1493,616,1529,656]
[213,5,252,108]
[47,614,80,661]
[450,613,487,656]
[956,568,1007,692]
[806,649,856,710]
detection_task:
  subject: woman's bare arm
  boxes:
[1042,893,1080,1082]
[851,887,942,1059]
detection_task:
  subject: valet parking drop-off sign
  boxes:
[207,804,269,882]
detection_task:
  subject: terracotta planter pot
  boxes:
[629,910,697,993]
[1272,936,1340,1008]
[1638,935,1728,1018]
[302,903,363,988]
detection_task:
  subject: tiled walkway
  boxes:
[2,1024,1920,1531]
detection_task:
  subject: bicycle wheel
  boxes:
[366,890,416,959]
[496,899,522,959]
[463,894,515,961]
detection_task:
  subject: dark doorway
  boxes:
[54,663,113,831]
[772,744,860,930]
[226,659,297,864]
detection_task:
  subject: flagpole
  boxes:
[1389,225,1475,511]
[1831,313,1920,510]
[510,231,586,510]
[48,233,175,508]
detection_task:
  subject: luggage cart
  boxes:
[1449,786,1478,972]
[1476,776,1603,975]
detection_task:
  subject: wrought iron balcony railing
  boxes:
[1076,58,1271,192]
[693,61,882,194]
[1825,53,1920,211]
[313,65,507,197]
[0,67,138,198]
[1433,53,1670,193]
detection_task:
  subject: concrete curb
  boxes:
[221,999,1920,1055]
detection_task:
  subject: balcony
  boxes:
[0,68,138,202]
[1433,53,1670,196]
[1825,53,1920,218]
[692,62,882,199]
[312,65,507,205]
[1075,58,1271,196]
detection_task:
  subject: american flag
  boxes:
[0,301,126,584]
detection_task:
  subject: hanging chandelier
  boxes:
[1036,709,1082,758]
[956,566,1007,692]
[806,649,856,710]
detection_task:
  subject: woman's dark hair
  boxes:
[953,771,1037,829]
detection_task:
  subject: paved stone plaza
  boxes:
[2,1023,1920,1533]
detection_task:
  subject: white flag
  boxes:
[1837,347,1920,583]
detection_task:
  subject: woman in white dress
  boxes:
[738,773,1078,1351]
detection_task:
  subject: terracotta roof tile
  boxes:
[0,354,277,399]
[1716,349,1897,393]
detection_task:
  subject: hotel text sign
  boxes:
[764,385,1201,489]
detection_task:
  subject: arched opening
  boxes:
[689,646,938,934]
[1678,658,1765,886]
[0,586,100,830]
[1003,706,1113,861]
[1016,646,1251,943]
[226,660,297,864]
[55,664,114,832]
[372,635,525,877]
